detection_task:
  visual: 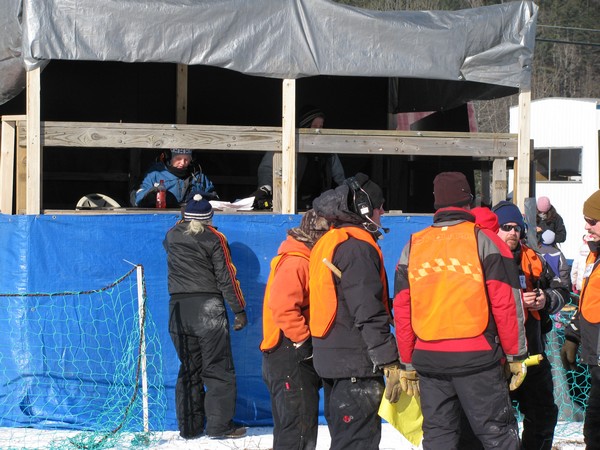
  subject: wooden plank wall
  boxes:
[7,120,518,214]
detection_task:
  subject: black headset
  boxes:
[346,176,373,220]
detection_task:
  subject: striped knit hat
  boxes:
[184,194,213,222]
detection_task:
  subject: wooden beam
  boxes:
[32,121,517,158]
[299,131,517,157]
[176,64,188,124]
[0,118,19,214]
[515,90,531,211]
[37,122,281,151]
[281,79,296,214]
[26,68,42,215]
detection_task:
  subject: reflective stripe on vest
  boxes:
[520,245,544,321]
[581,251,600,323]
[408,221,488,341]
[260,251,309,352]
[309,227,389,338]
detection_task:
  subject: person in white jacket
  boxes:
[571,234,592,293]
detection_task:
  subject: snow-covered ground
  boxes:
[1,422,585,449]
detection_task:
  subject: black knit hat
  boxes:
[351,172,384,211]
[433,172,473,210]
[298,105,325,128]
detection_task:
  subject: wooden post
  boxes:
[26,67,42,214]
[515,90,531,210]
[492,158,507,206]
[281,79,296,214]
[272,152,282,213]
[176,64,188,125]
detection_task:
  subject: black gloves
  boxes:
[252,185,272,210]
[233,311,248,331]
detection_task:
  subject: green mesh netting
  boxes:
[514,293,588,440]
[0,266,167,449]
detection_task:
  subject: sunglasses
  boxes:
[500,224,522,233]
[585,217,599,226]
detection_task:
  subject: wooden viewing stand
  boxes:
[0,71,531,215]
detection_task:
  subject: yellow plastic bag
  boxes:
[378,392,423,447]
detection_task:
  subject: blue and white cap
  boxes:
[184,194,213,221]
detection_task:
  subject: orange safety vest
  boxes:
[309,227,389,338]
[520,244,544,321]
[408,221,488,341]
[581,251,600,323]
[260,251,309,352]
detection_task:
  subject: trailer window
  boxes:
[534,147,582,182]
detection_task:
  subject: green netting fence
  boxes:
[0,265,167,449]
[521,292,588,441]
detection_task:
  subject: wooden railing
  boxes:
[1,118,517,215]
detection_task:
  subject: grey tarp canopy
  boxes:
[1,0,537,106]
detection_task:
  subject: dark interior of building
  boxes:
[0,60,495,212]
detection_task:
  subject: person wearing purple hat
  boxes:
[163,194,247,440]
[394,172,528,450]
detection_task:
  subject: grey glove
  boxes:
[560,340,579,371]
[233,311,248,331]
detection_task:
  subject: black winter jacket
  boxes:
[536,206,567,244]
[311,187,399,379]
[163,222,246,314]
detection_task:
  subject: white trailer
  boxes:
[510,98,600,260]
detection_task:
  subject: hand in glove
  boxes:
[560,340,579,371]
[252,185,272,210]
[233,311,248,331]
[382,363,402,403]
[506,361,527,391]
[400,370,420,399]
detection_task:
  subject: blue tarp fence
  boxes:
[0,213,431,430]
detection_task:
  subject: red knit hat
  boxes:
[433,172,473,210]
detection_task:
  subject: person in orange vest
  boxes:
[309,173,401,450]
[260,209,330,450]
[561,189,600,449]
[492,200,569,450]
[394,172,528,450]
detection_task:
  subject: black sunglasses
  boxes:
[500,224,522,233]
[585,217,599,226]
